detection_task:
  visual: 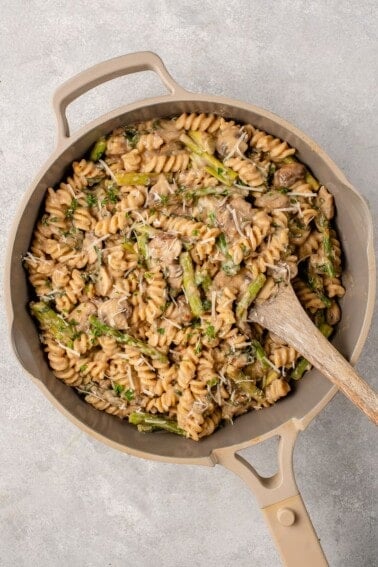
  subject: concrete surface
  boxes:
[0,1,377,566]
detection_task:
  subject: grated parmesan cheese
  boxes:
[226,205,245,238]
[162,317,182,330]
[56,341,80,357]
[263,357,281,374]
[98,159,118,184]
[211,290,217,320]
[287,191,317,198]
[233,183,265,193]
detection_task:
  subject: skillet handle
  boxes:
[53,51,189,143]
[213,421,328,566]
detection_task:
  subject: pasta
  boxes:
[25,113,345,440]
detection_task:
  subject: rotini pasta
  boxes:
[25,113,344,440]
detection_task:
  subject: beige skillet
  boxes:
[5,52,376,566]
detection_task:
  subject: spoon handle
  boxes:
[295,325,377,424]
[250,285,378,425]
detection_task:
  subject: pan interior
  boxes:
[8,99,373,461]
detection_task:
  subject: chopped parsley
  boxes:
[157,327,165,335]
[194,341,202,355]
[204,324,217,339]
[86,193,98,207]
[160,195,170,205]
[65,198,78,219]
[113,383,124,395]
[124,127,139,148]
[106,185,119,204]
[124,388,135,401]
[207,211,217,226]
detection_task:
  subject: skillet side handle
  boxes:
[213,421,328,567]
[53,51,189,144]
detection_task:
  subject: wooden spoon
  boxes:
[248,283,378,425]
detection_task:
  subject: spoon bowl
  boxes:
[248,283,378,424]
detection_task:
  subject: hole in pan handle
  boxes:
[213,421,328,566]
[52,51,190,143]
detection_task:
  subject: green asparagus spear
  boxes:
[114,172,160,186]
[30,302,77,343]
[180,252,204,317]
[122,239,136,253]
[129,412,187,436]
[90,137,107,162]
[305,171,320,191]
[232,372,265,401]
[262,369,280,389]
[180,133,237,186]
[282,156,297,164]
[188,130,216,154]
[195,269,212,293]
[291,321,333,380]
[318,322,333,338]
[251,339,270,368]
[136,231,149,263]
[203,166,233,186]
[317,213,336,277]
[236,274,267,320]
[189,186,230,198]
[307,273,332,308]
[89,316,167,362]
[290,358,311,381]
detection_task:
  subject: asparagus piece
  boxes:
[251,339,267,363]
[122,239,136,253]
[307,273,332,307]
[317,213,336,277]
[262,369,280,389]
[89,316,167,362]
[180,252,204,317]
[305,171,320,191]
[136,231,149,263]
[195,269,212,293]
[232,372,265,401]
[216,233,240,276]
[30,302,77,343]
[291,321,333,380]
[203,165,234,186]
[129,412,186,436]
[188,130,216,154]
[114,172,161,186]
[180,133,237,186]
[188,185,230,199]
[290,358,311,381]
[318,322,333,338]
[90,137,107,162]
[282,156,297,164]
[236,273,267,320]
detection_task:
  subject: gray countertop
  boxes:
[0,2,377,566]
